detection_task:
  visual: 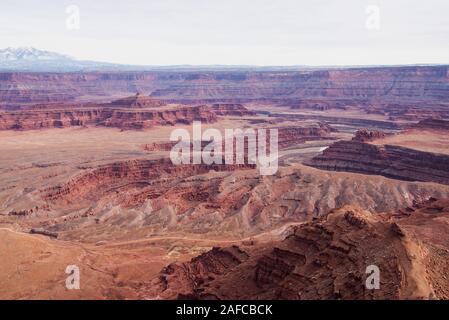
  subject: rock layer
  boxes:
[411,118,449,131]
[1,66,448,109]
[18,162,449,242]
[307,140,449,185]
[0,105,217,130]
[145,202,449,299]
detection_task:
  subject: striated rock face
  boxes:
[0,109,103,130]
[1,66,448,109]
[269,112,402,130]
[100,105,216,129]
[0,105,217,130]
[307,140,449,185]
[141,122,335,153]
[150,66,449,106]
[28,162,449,242]
[411,118,449,131]
[210,104,255,116]
[142,142,175,152]
[150,246,249,299]
[105,93,164,108]
[289,99,351,111]
[352,129,387,142]
[42,158,255,202]
[276,123,335,149]
[145,203,449,299]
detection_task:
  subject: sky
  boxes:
[0,0,448,66]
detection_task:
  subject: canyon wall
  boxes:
[146,201,449,299]
[0,105,217,130]
[27,161,449,241]
[411,118,449,131]
[1,66,448,109]
[307,140,449,185]
[141,122,335,152]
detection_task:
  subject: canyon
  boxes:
[1,65,449,300]
[307,120,449,185]
[0,94,223,130]
[1,66,448,121]
[145,199,449,300]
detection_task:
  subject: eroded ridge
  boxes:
[145,202,449,300]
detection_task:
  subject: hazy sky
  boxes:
[1,0,448,66]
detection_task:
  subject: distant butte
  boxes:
[411,118,449,131]
[105,93,165,108]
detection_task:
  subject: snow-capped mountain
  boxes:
[0,47,72,62]
[0,47,136,72]
[0,47,310,72]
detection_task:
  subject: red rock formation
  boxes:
[411,118,449,131]
[289,99,350,111]
[34,159,449,243]
[367,103,449,121]
[0,105,217,130]
[100,105,216,129]
[145,203,449,299]
[276,123,335,148]
[352,129,387,142]
[42,158,255,202]
[1,66,448,108]
[306,140,449,185]
[153,246,249,299]
[210,104,255,116]
[105,93,164,108]
[269,113,402,130]
[141,122,335,153]
[142,142,175,152]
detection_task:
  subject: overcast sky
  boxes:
[0,0,448,66]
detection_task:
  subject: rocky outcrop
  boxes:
[352,129,387,142]
[411,118,449,131]
[142,142,175,152]
[288,99,351,111]
[0,105,217,130]
[152,246,249,299]
[99,105,216,129]
[210,104,255,116]
[42,158,255,202]
[269,113,402,130]
[141,122,335,153]
[276,123,335,148]
[30,228,58,238]
[146,203,449,299]
[34,162,449,242]
[307,140,449,185]
[366,103,449,121]
[105,93,164,108]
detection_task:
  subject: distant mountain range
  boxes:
[0,47,300,72]
[0,47,446,72]
[0,47,139,72]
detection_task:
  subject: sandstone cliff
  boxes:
[144,201,449,299]
[1,66,448,110]
[411,118,449,131]
[24,162,449,242]
[0,105,217,130]
[307,140,449,185]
